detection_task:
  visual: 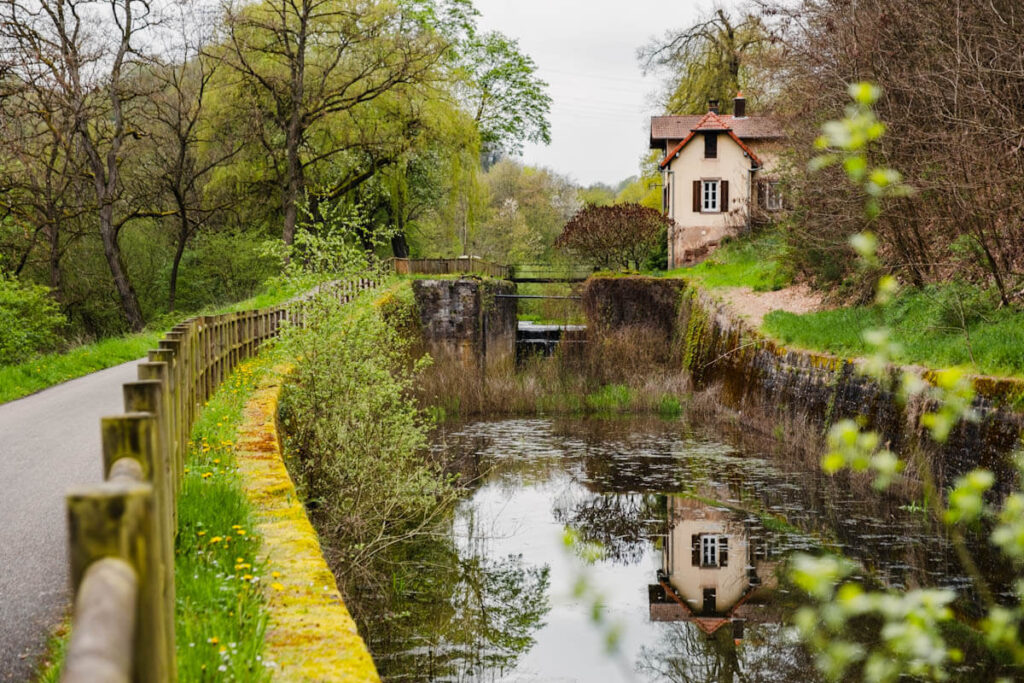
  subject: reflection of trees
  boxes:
[636,622,817,683]
[342,534,550,682]
[553,492,664,564]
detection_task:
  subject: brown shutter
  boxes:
[757,179,765,208]
[693,180,701,212]
[691,535,700,566]
[719,537,728,567]
[721,180,729,211]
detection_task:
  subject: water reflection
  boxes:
[334,418,1001,682]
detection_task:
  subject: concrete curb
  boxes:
[235,365,380,682]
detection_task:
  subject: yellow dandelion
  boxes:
[271,571,281,578]
[209,536,222,544]
[236,557,245,563]
[208,637,219,645]
[201,472,212,479]
[196,531,206,537]
[242,574,253,581]
[236,530,246,536]
[271,582,285,591]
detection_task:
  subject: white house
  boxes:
[650,94,784,268]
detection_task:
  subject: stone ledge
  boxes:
[235,364,379,682]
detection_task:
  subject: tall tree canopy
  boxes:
[640,7,771,114]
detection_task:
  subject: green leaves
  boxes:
[822,419,903,490]
[811,82,912,220]
[791,551,957,683]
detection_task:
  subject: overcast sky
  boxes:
[472,0,706,187]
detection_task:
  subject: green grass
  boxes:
[0,277,312,406]
[584,384,633,413]
[0,331,164,404]
[175,353,274,681]
[763,284,1024,378]
[33,619,69,682]
[664,232,792,291]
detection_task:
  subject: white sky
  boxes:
[472,0,707,187]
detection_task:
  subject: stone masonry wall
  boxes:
[584,276,1024,493]
[411,278,517,369]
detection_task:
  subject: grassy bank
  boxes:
[0,278,311,405]
[763,285,1024,378]
[175,353,276,680]
[664,232,792,291]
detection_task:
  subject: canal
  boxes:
[339,417,1005,682]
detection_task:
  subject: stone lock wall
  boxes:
[582,276,1024,492]
[411,278,518,369]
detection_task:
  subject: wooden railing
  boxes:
[61,276,381,682]
[391,256,510,279]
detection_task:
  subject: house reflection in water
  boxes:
[649,487,779,640]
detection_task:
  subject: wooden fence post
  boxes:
[66,478,164,682]
[137,361,178,499]
[99,413,177,681]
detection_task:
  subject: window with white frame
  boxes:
[692,534,729,568]
[702,180,719,212]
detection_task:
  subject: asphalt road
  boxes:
[0,359,141,681]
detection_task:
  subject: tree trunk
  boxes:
[98,204,145,332]
[168,212,189,313]
[47,222,63,304]
[282,93,305,246]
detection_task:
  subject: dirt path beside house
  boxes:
[717,284,826,327]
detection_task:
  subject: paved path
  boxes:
[0,360,141,681]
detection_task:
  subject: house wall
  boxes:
[664,496,750,613]
[663,134,779,267]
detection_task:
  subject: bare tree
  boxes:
[137,1,243,311]
[640,6,771,114]
[766,0,1024,301]
[0,74,88,303]
[0,0,161,330]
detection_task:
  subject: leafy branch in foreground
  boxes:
[790,83,1024,682]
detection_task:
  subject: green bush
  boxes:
[278,292,449,564]
[0,273,66,365]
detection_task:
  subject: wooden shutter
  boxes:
[757,179,765,208]
[691,535,700,566]
[719,537,728,567]
[693,180,701,213]
[720,180,729,211]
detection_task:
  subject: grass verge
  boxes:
[175,353,275,681]
[0,331,163,404]
[762,284,1024,378]
[0,277,312,406]
[33,618,69,683]
[664,231,792,291]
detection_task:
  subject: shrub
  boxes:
[555,203,671,270]
[278,292,449,566]
[0,272,66,365]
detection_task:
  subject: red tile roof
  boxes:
[650,114,784,145]
[658,126,763,169]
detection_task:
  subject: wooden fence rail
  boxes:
[61,275,382,682]
[391,256,510,279]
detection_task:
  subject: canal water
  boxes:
[342,417,1005,682]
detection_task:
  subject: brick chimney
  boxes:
[733,92,746,118]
